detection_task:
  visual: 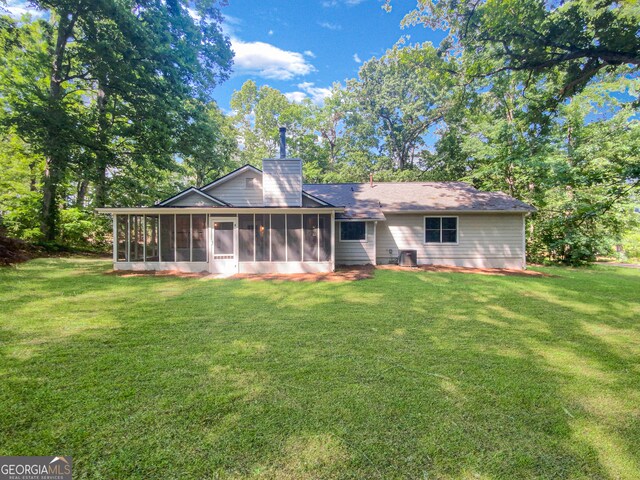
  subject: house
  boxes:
[97,128,535,274]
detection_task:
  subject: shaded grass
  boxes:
[1,258,639,479]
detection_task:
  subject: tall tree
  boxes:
[0,0,232,239]
[390,0,640,100]
[179,101,238,187]
[230,80,322,171]
[346,43,456,170]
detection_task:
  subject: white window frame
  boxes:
[339,221,367,243]
[424,216,459,245]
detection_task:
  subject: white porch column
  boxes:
[112,214,117,263]
[330,211,335,272]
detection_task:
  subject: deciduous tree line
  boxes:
[1,0,638,263]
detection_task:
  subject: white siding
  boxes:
[302,194,325,207]
[262,159,302,206]
[335,221,376,265]
[376,213,526,269]
[167,192,217,207]
[203,171,264,206]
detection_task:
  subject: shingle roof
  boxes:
[302,182,535,219]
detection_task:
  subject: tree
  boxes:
[0,0,232,240]
[431,69,640,264]
[179,101,238,187]
[230,80,324,176]
[390,0,640,100]
[346,43,456,170]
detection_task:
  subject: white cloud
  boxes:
[322,0,367,6]
[286,82,332,105]
[221,14,242,35]
[304,50,316,58]
[231,37,315,80]
[268,29,274,35]
[353,53,362,63]
[318,21,342,30]
[4,1,45,19]
[285,91,308,103]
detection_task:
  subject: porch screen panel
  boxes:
[160,215,175,262]
[191,214,207,261]
[145,215,159,261]
[238,214,254,262]
[270,214,286,261]
[255,214,270,262]
[303,214,318,262]
[286,214,302,261]
[318,214,331,262]
[176,214,191,261]
[116,215,128,261]
[129,215,144,261]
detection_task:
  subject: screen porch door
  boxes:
[209,217,237,274]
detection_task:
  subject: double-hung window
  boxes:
[424,217,458,244]
[340,222,366,241]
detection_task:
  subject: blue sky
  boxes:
[215,0,445,109]
[5,0,445,109]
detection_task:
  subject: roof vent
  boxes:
[279,127,286,159]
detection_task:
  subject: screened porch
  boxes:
[111,211,336,274]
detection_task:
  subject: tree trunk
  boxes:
[41,12,76,241]
[41,158,62,240]
[76,179,89,207]
[93,83,110,208]
[29,160,38,192]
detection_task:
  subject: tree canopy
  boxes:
[0,0,638,264]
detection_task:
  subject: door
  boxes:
[209,217,237,274]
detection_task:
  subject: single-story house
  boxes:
[97,129,535,274]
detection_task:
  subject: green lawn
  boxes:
[1,258,639,479]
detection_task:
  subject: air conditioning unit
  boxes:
[398,249,417,267]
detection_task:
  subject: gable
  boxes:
[158,187,227,207]
[202,168,264,207]
[164,191,218,207]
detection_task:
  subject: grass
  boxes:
[1,258,639,479]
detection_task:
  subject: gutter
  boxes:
[95,206,345,215]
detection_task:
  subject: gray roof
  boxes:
[303,182,535,219]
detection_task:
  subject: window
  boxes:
[425,217,458,244]
[245,177,257,189]
[340,222,366,241]
[213,221,234,255]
